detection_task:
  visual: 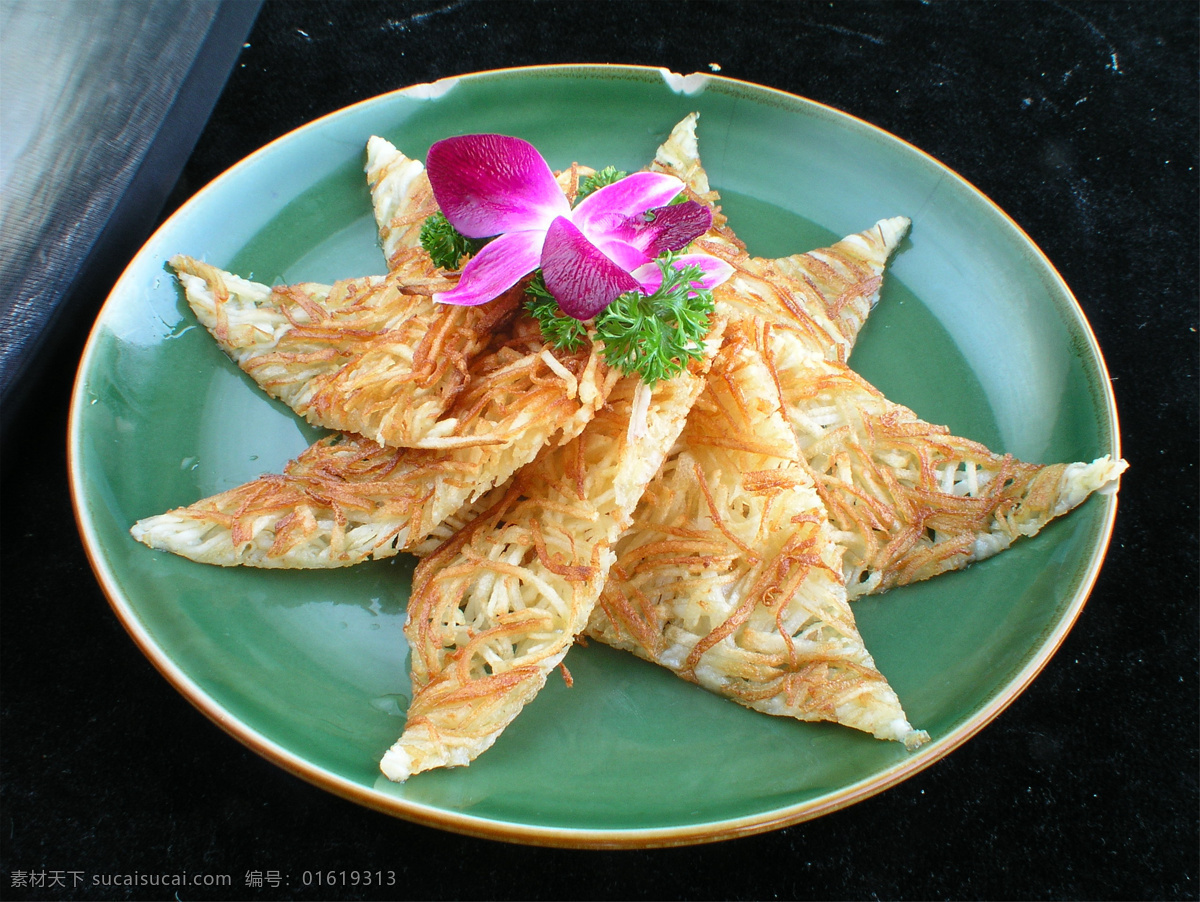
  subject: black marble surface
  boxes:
[2,1,1196,899]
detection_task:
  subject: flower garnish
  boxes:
[424,133,730,320]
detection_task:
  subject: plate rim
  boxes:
[67,62,1123,848]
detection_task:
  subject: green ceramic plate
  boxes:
[69,65,1121,848]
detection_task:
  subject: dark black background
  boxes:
[2,1,1196,899]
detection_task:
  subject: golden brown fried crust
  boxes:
[382,324,726,780]
[745,318,1110,597]
[587,325,925,746]
[131,312,616,567]
[170,252,524,449]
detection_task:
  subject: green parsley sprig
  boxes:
[525,253,714,386]
[596,255,714,385]
[574,166,628,204]
[419,211,486,270]
[524,273,590,351]
[575,166,689,208]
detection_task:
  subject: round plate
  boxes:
[69,65,1121,848]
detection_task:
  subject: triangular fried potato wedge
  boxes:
[719,216,910,360]
[754,321,1127,598]
[131,317,617,567]
[365,136,439,268]
[169,253,522,449]
[380,320,727,781]
[367,134,594,266]
[649,113,908,361]
[586,324,927,747]
[648,111,718,200]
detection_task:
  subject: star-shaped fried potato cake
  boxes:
[131,114,1125,779]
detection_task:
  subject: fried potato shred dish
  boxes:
[131,114,1126,781]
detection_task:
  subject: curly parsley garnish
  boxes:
[524,273,590,351]
[574,166,629,204]
[419,211,485,270]
[596,255,714,385]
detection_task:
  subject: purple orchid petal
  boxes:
[426,134,569,239]
[631,252,735,295]
[572,171,686,238]
[637,201,714,256]
[593,198,714,258]
[433,229,544,306]
[541,217,640,320]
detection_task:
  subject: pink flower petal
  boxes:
[631,252,735,295]
[670,252,734,289]
[541,217,640,320]
[433,230,544,306]
[572,171,685,238]
[426,134,569,239]
[592,237,654,275]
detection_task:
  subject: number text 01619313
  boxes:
[301,870,398,888]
